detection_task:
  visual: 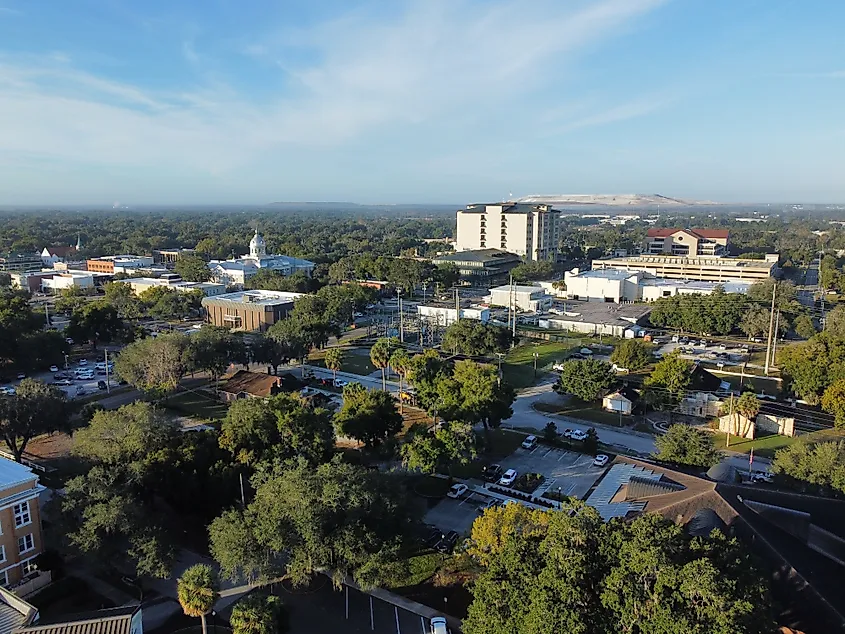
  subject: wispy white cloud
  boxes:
[0,7,22,16]
[0,0,672,175]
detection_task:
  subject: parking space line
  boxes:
[543,448,553,457]
[420,617,426,634]
[345,585,349,619]
[557,451,568,462]
[459,492,476,507]
[370,596,374,631]
[395,606,401,634]
[564,482,576,496]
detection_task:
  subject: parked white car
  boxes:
[552,362,567,372]
[570,430,588,441]
[447,484,468,499]
[498,469,518,486]
[593,454,609,467]
[521,435,537,450]
[430,616,450,634]
[333,379,348,388]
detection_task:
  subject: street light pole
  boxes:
[533,352,539,378]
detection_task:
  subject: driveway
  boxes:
[509,378,657,455]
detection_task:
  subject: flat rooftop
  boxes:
[0,458,38,490]
[570,269,639,280]
[641,279,752,293]
[543,300,652,324]
[202,290,303,305]
[598,255,775,269]
[434,249,520,263]
[490,284,548,294]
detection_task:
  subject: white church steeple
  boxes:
[249,228,267,258]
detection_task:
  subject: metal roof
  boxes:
[585,463,661,520]
[13,607,140,634]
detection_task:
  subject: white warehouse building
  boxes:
[563,268,752,304]
[416,303,490,327]
[488,285,554,313]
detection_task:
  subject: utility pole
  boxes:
[496,352,505,386]
[726,393,734,447]
[104,349,110,394]
[772,310,781,363]
[764,282,777,375]
[510,276,517,341]
[533,352,539,378]
[507,273,513,341]
[397,288,404,343]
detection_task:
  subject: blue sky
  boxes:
[0,0,843,205]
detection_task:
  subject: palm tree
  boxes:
[324,347,344,382]
[230,593,283,634]
[389,348,411,413]
[177,564,220,634]
[370,338,391,391]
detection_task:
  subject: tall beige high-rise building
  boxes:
[455,203,561,261]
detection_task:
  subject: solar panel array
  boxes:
[585,463,662,521]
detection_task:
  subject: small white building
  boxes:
[416,304,490,327]
[602,388,639,415]
[40,271,94,292]
[488,285,554,313]
[121,274,226,297]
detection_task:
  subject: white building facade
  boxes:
[488,285,554,313]
[208,230,315,287]
[563,268,752,304]
[416,304,490,327]
[456,203,561,261]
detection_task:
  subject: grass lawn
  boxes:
[714,432,798,458]
[163,390,229,421]
[309,347,377,376]
[30,576,115,618]
[534,401,630,428]
[715,427,845,458]
[502,341,575,389]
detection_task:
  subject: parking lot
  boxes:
[275,577,443,634]
[500,445,607,500]
[423,444,609,535]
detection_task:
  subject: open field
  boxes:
[502,341,575,388]
[163,389,228,421]
[714,427,845,458]
[309,347,377,376]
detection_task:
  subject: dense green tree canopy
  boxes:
[173,254,212,283]
[772,439,845,495]
[556,359,615,402]
[464,505,773,634]
[643,351,693,410]
[511,261,554,282]
[115,332,190,398]
[219,393,335,466]
[334,384,402,448]
[654,424,720,467]
[210,456,416,589]
[778,333,845,405]
[0,378,68,462]
[442,319,513,356]
[610,339,653,370]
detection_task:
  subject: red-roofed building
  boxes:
[645,228,729,257]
